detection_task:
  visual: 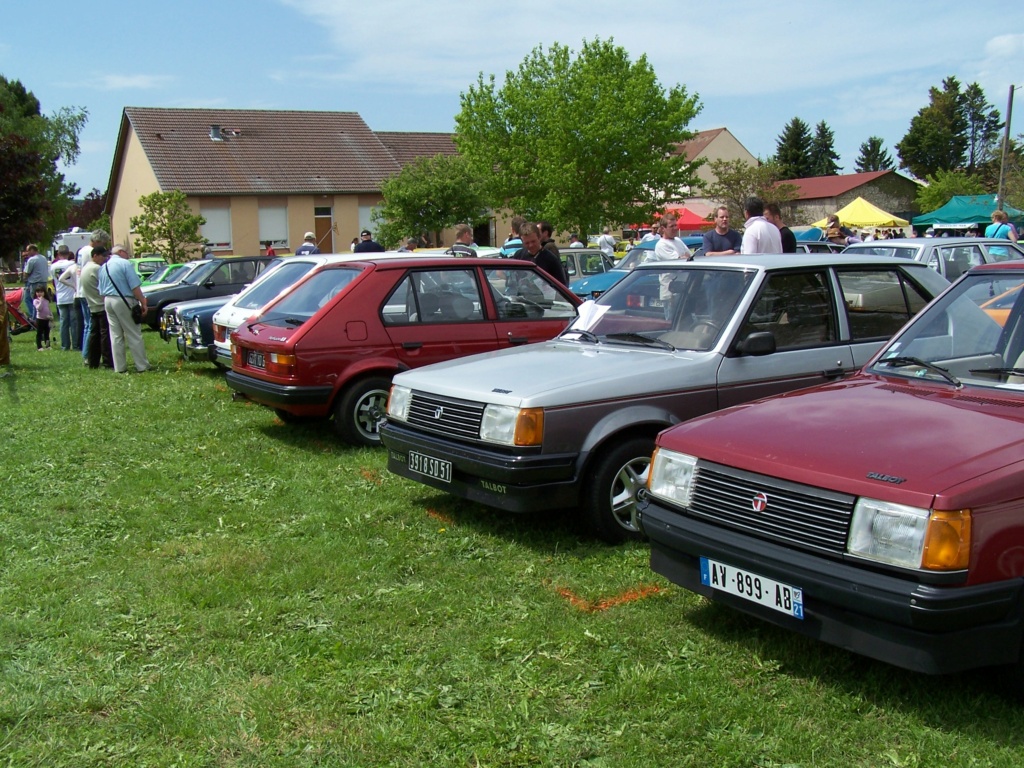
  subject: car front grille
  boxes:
[407,391,485,440]
[688,461,856,556]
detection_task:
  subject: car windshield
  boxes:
[146,264,179,283]
[613,247,653,271]
[182,261,219,285]
[256,267,362,327]
[233,261,319,310]
[566,266,755,351]
[872,270,1024,389]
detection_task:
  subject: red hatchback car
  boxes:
[226,256,581,445]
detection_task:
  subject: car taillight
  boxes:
[265,352,297,376]
[231,342,242,366]
[214,324,226,342]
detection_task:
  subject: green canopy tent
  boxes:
[912,195,1024,231]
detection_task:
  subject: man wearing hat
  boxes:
[353,229,385,253]
[295,231,321,255]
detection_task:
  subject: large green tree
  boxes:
[701,159,799,222]
[773,117,814,180]
[372,154,488,248]
[961,81,1003,174]
[854,136,895,172]
[808,120,841,176]
[0,75,87,264]
[129,190,206,263]
[896,76,970,179]
[915,169,986,212]
[455,38,701,239]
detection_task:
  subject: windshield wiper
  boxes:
[604,332,675,351]
[881,356,962,388]
[560,328,600,344]
[968,366,1024,377]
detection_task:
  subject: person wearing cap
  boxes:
[353,229,384,253]
[295,231,321,255]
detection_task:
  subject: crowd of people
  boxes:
[2,229,150,375]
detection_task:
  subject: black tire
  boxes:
[582,436,654,543]
[332,376,392,446]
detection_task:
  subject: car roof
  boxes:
[632,252,935,271]
[845,237,1014,248]
[317,256,541,269]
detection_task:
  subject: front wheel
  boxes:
[332,376,392,446]
[582,436,654,543]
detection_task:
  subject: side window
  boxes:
[382,269,483,325]
[836,269,931,341]
[939,246,982,281]
[484,267,577,320]
[740,271,836,350]
[208,263,232,284]
[228,260,257,283]
[561,255,577,279]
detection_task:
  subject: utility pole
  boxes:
[996,85,1018,210]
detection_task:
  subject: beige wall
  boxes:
[109,126,162,254]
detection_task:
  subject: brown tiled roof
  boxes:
[375,131,457,166]
[672,128,726,160]
[119,108,455,196]
[787,171,891,200]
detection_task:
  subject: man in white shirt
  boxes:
[740,197,783,254]
[651,214,692,262]
[597,227,616,258]
[50,245,78,350]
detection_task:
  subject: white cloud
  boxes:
[92,74,174,91]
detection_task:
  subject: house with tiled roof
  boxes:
[783,170,920,227]
[669,128,759,218]
[105,107,457,256]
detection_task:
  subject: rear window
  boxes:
[234,261,319,310]
[257,267,362,327]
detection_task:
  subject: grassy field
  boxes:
[2,323,1024,767]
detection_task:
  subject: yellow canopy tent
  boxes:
[811,197,909,228]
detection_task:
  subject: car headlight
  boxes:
[190,317,202,339]
[646,448,698,508]
[387,385,411,421]
[479,405,543,446]
[848,499,970,571]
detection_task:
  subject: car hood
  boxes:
[661,374,1024,506]
[569,269,627,295]
[168,296,233,315]
[393,340,717,407]
[213,303,260,331]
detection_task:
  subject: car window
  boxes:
[835,268,932,341]
[935,245,983,280]
[561,254,578,279]
[582,253,612,275]
[383,268,483,325]
[484,267,577,321]
[986,242,1024,262]
[223,260,256,283]
[258,267,362,327]
[580,267,753,351]
[740,270,836,350]
[847,245,919,260]
[183,261,218,285]
[234,261,318,310]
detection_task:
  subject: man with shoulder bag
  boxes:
[97,245,150,373]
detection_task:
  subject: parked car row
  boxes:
[376,242,1024,684]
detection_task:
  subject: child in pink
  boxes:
[32,286,52,350]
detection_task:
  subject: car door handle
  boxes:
[824,367,846,379]
[402,342,423,350]
[508,336,530,345]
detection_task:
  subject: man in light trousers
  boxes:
[97,245,150,373]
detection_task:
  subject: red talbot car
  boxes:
[226,256,581,445]
[640,261,1024,681]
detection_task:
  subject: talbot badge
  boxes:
[433,407,444,419]
[752,492,768,512]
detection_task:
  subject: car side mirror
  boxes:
[735,331,776,356]
[204,279,216,288]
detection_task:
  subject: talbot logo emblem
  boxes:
[752,492,768,512]
[433,407,444,419]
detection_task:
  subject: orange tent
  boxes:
[664,205,714,230]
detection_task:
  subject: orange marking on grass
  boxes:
[556,584,664,612]
[426,508,454,525]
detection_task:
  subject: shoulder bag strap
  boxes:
[104,263,134,311]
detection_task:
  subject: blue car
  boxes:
[569,236,705,300]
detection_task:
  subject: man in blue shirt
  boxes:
[295,232,321,255]
[20,244,50,322]
[702,207,742,256]
[98,245,150,373]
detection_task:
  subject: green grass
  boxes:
[2,325,1024,766]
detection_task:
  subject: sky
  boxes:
[3,0,1024,198]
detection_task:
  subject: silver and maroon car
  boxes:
[381,253,950,542]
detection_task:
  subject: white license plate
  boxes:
[408,451,452,483]
[700,557,804,619]
[246,350,265,369]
